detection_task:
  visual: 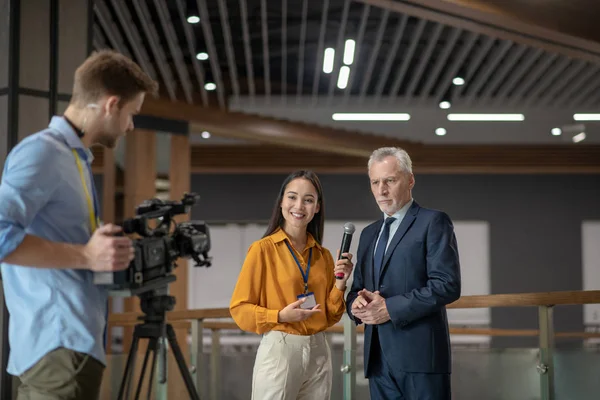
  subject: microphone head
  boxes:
[343,222,356,234]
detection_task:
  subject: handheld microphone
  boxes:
[336,222,355,279]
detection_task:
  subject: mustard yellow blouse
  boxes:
[229,228,345,335]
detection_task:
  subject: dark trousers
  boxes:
[368,329,451,400]
[17,347,104,400]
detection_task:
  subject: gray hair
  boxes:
[368,147,413,174]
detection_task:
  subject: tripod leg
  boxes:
[146,343,158,400]
[134,337,155,400]
[118,334,141,400]
[166,324,202,400]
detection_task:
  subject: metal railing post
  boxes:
[341,314,356,400]
[210,329,221,400]
[191,319,204,396]
[538,305,555,400]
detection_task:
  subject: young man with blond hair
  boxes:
[0,50,158,400]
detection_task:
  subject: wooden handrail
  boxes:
[447,290,600,309]
[107,320,191,329]
[107,308,231,325]
[106,319,600,339]
[106,290,600,325]
[167,308,231,320]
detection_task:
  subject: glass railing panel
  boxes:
[554,348,600,400]
[452,348,541,400]
[103,337,600,399]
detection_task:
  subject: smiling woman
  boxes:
[229,170,355,400]
[264,170,325,250]
[279,178,320,249]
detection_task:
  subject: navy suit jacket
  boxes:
[346,201,461,377]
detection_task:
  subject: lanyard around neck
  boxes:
[285,241,312,294]
[72,149,98,233]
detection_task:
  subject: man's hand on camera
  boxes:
[83,224,134,272]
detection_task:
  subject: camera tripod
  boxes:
[117,289,201,400]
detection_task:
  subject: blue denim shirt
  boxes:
[0,116,108,376]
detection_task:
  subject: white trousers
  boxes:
[251,331,332,400]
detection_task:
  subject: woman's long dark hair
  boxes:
[263,170,325,244]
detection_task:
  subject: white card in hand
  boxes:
[297,292,317,309]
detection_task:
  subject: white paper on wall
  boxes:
[187,224,251,310]
[582,221,600,326]
[446,221,491,326]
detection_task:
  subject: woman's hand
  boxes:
[278,298,322,323]
[334,251,354,290]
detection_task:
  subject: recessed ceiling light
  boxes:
[187,16,200,24]
[439,101,451,109]
[204,82,216,91]
[435,128,447,136]
[201,131,211,139]
[332,113,411,121]
[572,132,586,143]
[452,77,465,86]
[551,128,562,136]
[196,52,209,61]
[447,113,525,121]
[573,113,600,121]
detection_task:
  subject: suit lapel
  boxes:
[379,201,420,280]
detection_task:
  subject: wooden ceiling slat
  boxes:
[92,144,600,174]
[357,0,600,65]
[140,97,420,158]
[90,94,600,176]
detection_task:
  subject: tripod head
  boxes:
[128,276,178,325]
[138,290,176,324]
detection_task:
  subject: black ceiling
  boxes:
[93,0,600,110]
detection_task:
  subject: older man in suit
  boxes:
[346,147,461,399]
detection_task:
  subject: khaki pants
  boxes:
[252,331,332,400]
[17,348,104,400]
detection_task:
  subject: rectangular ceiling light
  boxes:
[323,48,335,74]
[343,39,355,65]
[337,66,350,89]
[573,113,600,121]
[332,113,411,121]
[447,113,525,121]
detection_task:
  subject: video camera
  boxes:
[93,192,211,295]
[103,193,211,400]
